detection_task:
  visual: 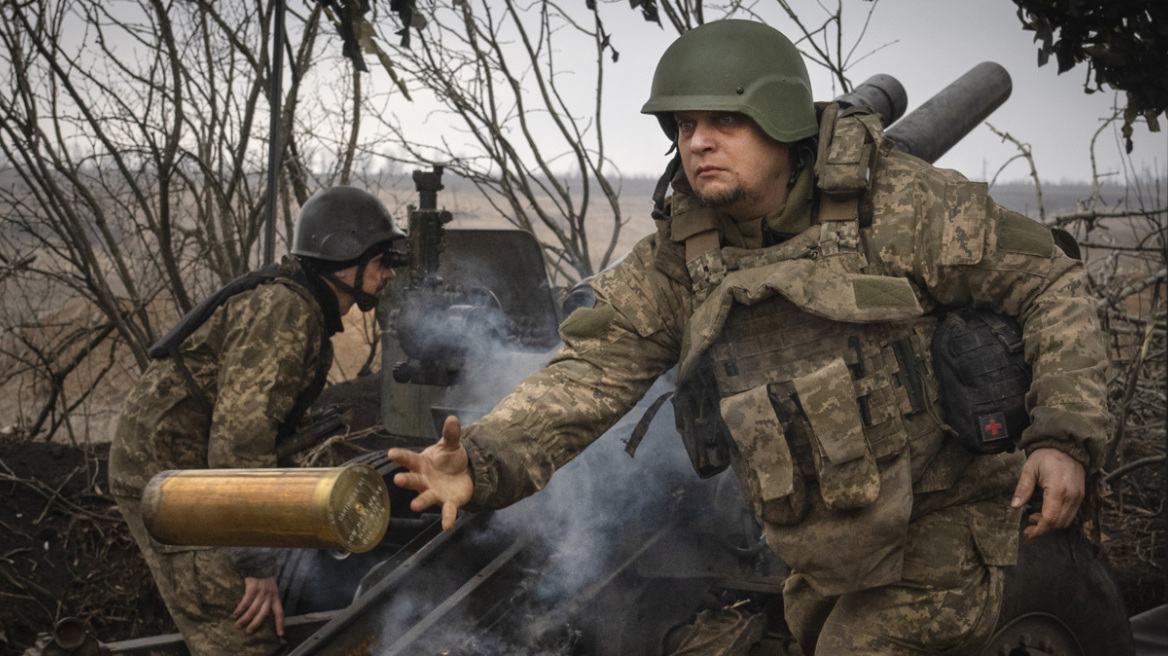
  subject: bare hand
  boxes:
[233,576,284,636]
[1011,447,1086,539]
[388,416,474,530]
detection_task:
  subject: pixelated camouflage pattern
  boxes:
[464,143,1107,508]
[862,150,1108,469]
[792,359,880,510]
[783,499,1011,656]
[760,452,913,597]
[116,495,284,656]
[109,258,327,500]
[719,386,795,509]
[461,112,1106,623]
[108,257,327,653]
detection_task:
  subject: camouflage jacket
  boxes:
[109,257,339,576]
[461,141,1109,517]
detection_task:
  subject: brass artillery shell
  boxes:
[141,464,390,553]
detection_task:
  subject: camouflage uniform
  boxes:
[109,256,339,656]
[458,107,1108,655]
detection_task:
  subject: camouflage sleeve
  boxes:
[207,283,323,471]
[871,157,1108,471]
[463,232,689,510]
[228,547,279,579]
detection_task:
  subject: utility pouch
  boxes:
[673,362,732,479]
[720,385,808,526]
[793,358,880,510]
[932,308,1032,454]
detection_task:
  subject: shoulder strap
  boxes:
[148,264,283,360]
[814,103,893,262]
[815,103,890,226]
[148,264,333,436]
[147,265,282,414]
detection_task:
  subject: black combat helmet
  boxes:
[292,186,406,312]
[292,186,405,263]
[641,20,819,144]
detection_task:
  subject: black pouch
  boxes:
[931,308,1032,454]
[673,362,733,479]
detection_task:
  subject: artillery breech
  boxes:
[141,464,390,553]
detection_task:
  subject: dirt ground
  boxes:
[0,407,1164,655]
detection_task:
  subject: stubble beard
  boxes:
[695,183,746,209]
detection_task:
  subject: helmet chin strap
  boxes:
[323,259,380,312]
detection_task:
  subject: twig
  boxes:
[1105,290,1161,470]
[1051,206,1168,228]
[987,122,1044,222]
[1105,455,1168,485]
[34,465,80,525]
[0,472,120,523]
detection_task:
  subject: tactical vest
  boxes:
[148,262,334,441]
[672,105,955,596]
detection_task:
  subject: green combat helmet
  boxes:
[641,19,818,144]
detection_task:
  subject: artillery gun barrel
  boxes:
[884,61,1012,164]
[835,73,909,127]
[141,465,390,553]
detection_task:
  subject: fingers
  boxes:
[1011,459,1037,510]
[271,597,285,637]
[393,470,428,493]
[442,500,459,531]
[387,447,422,471]
[440,415,462,449]
[243,599,270,633]
[1016,448,1086,539]
[412,489,443,513]
[1030,477,1083,537]
[232,585,256,619]
[234,577,282,634]
[386,416,471,527]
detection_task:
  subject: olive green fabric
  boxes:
[640,20,818,143]
[559,304,618,342]
[997,211,1055,257]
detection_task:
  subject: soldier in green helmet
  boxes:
[389,20,1111,655]
[109,186,405,656]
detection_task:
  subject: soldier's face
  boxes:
[675,111,791,220]
[362,252,397,297]
[331,253,396,314]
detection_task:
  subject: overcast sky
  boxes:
[595,0,1166,185]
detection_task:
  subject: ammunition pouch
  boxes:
[931,308,1032,454]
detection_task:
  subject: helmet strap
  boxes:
[651,153,683,221]
[789,139,817,189]
[323,259,380,313]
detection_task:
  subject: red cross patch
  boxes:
[978,412,1009,443]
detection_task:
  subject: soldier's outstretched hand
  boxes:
[1011,447,1086,539]
[388,415,473,530]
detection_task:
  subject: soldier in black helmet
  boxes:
[109,186,405,656]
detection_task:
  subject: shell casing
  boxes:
[141,464,390,553]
